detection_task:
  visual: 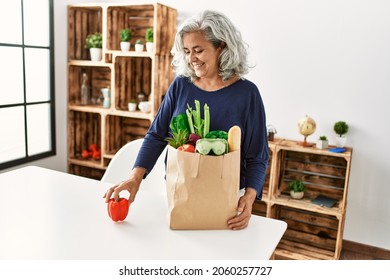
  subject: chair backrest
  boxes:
[101,139,144,184]
[101,138,167,189]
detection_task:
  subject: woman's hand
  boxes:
[103,167,146,204]
[227,187,257,230]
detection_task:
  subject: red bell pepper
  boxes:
[107,197,129,222]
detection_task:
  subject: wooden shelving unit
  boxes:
[252,138,352,260]
[67,2,177,179]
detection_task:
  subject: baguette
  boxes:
[228,125,241,152]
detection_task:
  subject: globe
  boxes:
[297,115,316,146]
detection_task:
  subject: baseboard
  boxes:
[342,240,390,260]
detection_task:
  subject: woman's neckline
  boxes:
[192,76,241,92]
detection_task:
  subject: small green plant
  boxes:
[319,135,328,141]
[85,32,102,48]
[333,121,349,137]
[119,28,133,42]
[288,180,306,193]
[145,28,153,42]
[130,98,137,103]
[135,39,143,44]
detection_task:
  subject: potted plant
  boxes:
[316,135,328,149]
[333,121,349,147]
[119,28,133,52]
[134,39,144,53]
[288,180,306,199]
[128,99,137,112]
[145,27,154,52]
[85,32,102,61]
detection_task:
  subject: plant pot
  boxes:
[335,136,347,148]
[135,44,144,53]
[138,101,151,113]
[120,42,131,52]
[316,140,328,149]
[290,191,304,199]
[128,102,137,112]
[89,48,102,61]
[146,42,154,53]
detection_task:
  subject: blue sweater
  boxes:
[134,76,269,198]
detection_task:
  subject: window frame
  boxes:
[0,0,55,170]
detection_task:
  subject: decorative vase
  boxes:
[120,42,131,52]
[146,42,154,53]
[335,136,347,148]
[89,48,102,61]
[290,191,304,199]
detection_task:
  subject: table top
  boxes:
[0,166,286,260]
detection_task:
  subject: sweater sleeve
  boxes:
[132,79,178,177]
[241,85,269,199]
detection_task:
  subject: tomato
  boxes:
[81,149,90,159]
[107,197,129,222]
[89,143,99,152]
[92,150,101,160]
[177,144,195,153]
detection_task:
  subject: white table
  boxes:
[0,166,286,260]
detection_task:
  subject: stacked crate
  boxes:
[252,139,352,259]
[67,3,177,179]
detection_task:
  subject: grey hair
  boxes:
[171,10,249,82]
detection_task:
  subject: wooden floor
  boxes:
[340,240,390,260]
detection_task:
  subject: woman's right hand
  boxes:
[103,167,146,204]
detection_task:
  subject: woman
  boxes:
[104,10,269,230]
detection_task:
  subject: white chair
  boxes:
[101,139,167,193]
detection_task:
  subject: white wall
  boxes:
[30,0,390,250]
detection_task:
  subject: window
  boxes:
[0,0,55,170]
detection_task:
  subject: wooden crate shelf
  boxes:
[105,3,177,55]
[68,110,102,160]
[261,146,273,198]
[68,5,103,61]
[68,163,105,181]
[67,2,177,179]
[272,205,340,260]
[252,200,268,217]
[104,115,150,155]
[113,55,152,110]
[68,65,112,107]
[252,138,352,260]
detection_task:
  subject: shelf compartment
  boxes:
[68,163,105,181]
[68,110,101,161]
[274,148,349,209]
[271,205,340,260]
[68,65,111,107]
[114,56,152,110]
[261,142,278,199]
[68,5,103,61]
[106,3,177,55]
[252,200,268,217]
[105,115,151,155]
[151,54,175,112]
[107,4,154,51]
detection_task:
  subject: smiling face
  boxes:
[182,31,223,80]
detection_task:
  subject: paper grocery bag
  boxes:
[165,145,240,230]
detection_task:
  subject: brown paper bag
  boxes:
[165,145,240,229]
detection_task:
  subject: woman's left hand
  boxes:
[227,187,257,230]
